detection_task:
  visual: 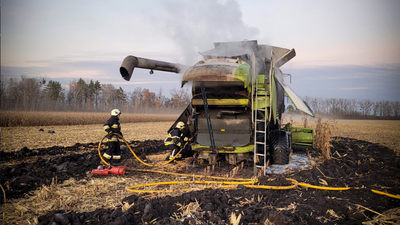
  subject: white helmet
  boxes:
[111,109,121,116]
[176,121,185,129]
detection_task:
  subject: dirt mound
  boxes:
[1,137,400,224]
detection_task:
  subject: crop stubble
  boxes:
[1,122,173,153]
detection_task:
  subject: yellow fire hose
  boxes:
[126,171,399,199]
[97,133,400,199]
[129,168,257,182]
[371,189,400,199]
[98,133,185,167]
[297,182,351,191]
[126,177,298,193]
[296,183,399,199]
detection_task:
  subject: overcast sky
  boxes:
[1,0,400,102]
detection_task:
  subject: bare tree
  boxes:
[67,80,85,111]
[346,99,359,116]
[392,101,400,117]
[327,98,343,117]
[373,101,380,116]
[308,97,325,115]
[99,84,117,111]
[381,100,392,117]
[131,87,143,111]
[359,99,373,116]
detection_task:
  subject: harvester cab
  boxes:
[120,40,315,175]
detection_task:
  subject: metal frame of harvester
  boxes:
[120,40,315,175]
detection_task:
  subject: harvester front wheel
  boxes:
[269,130,291,164]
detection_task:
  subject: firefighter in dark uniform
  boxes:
[103,109,123,165]
[164,121,191,161]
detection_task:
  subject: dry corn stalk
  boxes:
[230,212,242,225]
[314,117,337,159]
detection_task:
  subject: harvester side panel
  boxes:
[196,108,251,147]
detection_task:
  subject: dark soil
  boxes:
[0,140,164,199]
[1,137,399,224]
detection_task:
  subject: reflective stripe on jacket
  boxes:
[104,115,122,141]
[164,127,182,147]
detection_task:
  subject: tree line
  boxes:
[287,96,400,119]
[0,76,191,114]
[1,76,399,119]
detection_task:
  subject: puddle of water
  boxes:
[265,153,313,174]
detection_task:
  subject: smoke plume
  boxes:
[155,0,260,65]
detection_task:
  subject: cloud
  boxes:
[329,87,370,91]
[288,64,400,80]
[3,54,399,101]
[2,0,399,102]
[1,57,184,96]
[285,64,400,102]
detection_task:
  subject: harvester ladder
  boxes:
[200,82,216,152]
[253,77,268,176]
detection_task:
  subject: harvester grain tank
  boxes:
[120,40,314,175]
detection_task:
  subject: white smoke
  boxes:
[154,0,260,65]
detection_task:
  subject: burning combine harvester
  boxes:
[120,40,314,175]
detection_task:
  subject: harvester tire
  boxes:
[269,130,290,165]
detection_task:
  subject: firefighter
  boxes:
[103,109,123,165]
[164,121,191,161]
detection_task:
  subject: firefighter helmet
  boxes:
[111,109,121,116]
[176,121,185,129]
